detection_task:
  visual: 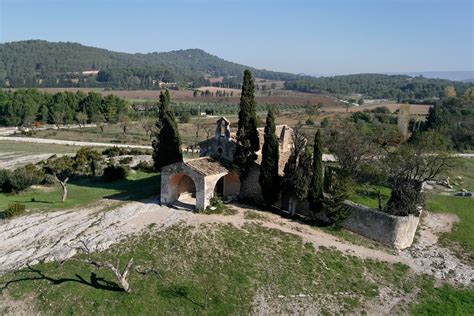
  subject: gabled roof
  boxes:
[184,156,232,176]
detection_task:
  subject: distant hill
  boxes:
[284,73,473,100]
[0,40,299,89]
[399,71,474,82]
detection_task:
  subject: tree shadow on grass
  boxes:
[0,265,124,293]
[159,284,204,308]
[70,174,161,203]
[16,200,53,204]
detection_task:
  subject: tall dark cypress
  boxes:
[234,70,260,176]
[308,129,324,211]
[259,109,280,205]
[152,90,183,170]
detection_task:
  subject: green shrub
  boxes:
[371,106,391,114]
[1,165,44,193]
[197,195,235,215]
[133,160,155,173]
[102,147,124,157]
[102,147,151,157]
[320,117,330,128]
[180,112,191,123]
[41,174,57,185]
[0,169,11,191]
[119,157,133,165]
[2,203,26,218]
[324,172,354,226]
[102,164,130,182]
[306,118,315,125]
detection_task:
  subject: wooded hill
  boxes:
[284,74,473,101]
[0,40,299,89]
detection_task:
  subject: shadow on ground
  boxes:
[0,265,123,293]
[70,173,161,203]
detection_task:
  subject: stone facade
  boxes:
[199,117,236,161]
[160,158,238,210]
[160,117,293,210]
[160,116,420,249]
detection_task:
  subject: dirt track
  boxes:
[0,136,151,149]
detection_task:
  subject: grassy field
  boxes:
[28,124,153,146]
[423,158,474,262]
[0,171,160,212]
[410,279,474,315]
[0,140,81,155]
[349,184,391,209]
[446,158,474,191]
[426,195,474,259]
[1,223,471,314]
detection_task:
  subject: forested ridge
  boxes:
[0,40,299,89]
[285,74,473,101]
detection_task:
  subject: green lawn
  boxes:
[447,158,474,191]
[349,184,391,209]
[410,279,474,315]
[426,195,474,257]
[0,171,160,212]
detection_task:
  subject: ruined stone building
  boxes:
[160,117,293,209]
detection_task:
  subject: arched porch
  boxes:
[160,158,236,210]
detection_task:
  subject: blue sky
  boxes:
[1,0,472,74]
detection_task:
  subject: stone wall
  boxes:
[291,200,420,249]
[240,164,264,203]
[340,201,420,249]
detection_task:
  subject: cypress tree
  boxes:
[282,126,311,215]
[308,129,324,211]
[152,90,183,170]
[259,109,280,205]
[234,70,260,176]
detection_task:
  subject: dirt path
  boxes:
[1,200,472,286]
[0,136,151,149]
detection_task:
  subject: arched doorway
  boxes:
[213,172,240,201]
[168,172,197,209]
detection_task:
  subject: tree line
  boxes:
[0,89,129,128]
[284,73,473,101]
[421,95,474,151]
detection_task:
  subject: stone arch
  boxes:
[161,164,205,209]
[212,172,241,201]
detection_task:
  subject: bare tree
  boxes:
[75,112,88,131]
[92,113,106,134]
[44,156,74,202]
[142,118,155,139]
[118,115,131,136]
[52,111,65,130]
[64,241,159,293]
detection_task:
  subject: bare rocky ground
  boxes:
[399,212,472,285]
[0,152,66,170]
[0,199,472,314]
